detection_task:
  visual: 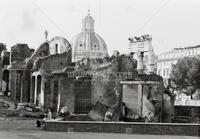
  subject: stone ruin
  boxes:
[53,54,174,123]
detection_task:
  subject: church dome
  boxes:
[71,11,109,62]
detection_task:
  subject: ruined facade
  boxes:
[7,37,72,110]
[29,37,71,109]
[50,55,137,116]
[0,44,34,100]
[49,53,173,122]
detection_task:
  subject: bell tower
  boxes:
[82,10,95,32]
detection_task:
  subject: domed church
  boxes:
[71,11,109,62]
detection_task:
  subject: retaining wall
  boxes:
[43,121,200,136]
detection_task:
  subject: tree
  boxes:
[0,43,7,54]
[170,57,200,94]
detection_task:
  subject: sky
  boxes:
[0,0,200,55]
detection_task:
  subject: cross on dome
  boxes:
[87,9,90,16]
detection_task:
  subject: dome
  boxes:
[49,36,71,55]
[71,11,109,62]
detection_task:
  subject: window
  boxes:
[92,43,99,50]
[158,70,161,75]
[78,43,84,50]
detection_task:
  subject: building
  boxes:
[71,11,109,62]
[157,45,200,85]
[173,92,200,123]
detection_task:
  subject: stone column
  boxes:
[40,77,44,108]
[137,52,144,75]
[30,76,33,103]
[34,76,37,105]
[148,51,155,74]
[20,73,23,102]
[14,75,17,100]
[8,69,11,96]
[57,79,61,114]
[138,83,143,116]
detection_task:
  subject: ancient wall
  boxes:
[44,121,200,136]
[34,51,71,71]
[9,70,23,101]
[26,42,49,66]
[0,61,2,92]
[43,80,51,108]
[21,71,31,102]
[49,36,71,55]
[8,44,34,102]
[91,55,137,107]
[91,71,118,107]
[74,77,92,114]
[60,78,75,113]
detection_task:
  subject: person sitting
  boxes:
[59,106,71,117]
[104,108,113,121]
[36,109,52,127]
[45,109,52,120]
[145,111,155,123]
[53,106,71,121]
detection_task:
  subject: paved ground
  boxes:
[0,118,199,139]
[0,130,199,139]
[0,97,199,139]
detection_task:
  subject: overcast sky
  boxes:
[0,0,200,55]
